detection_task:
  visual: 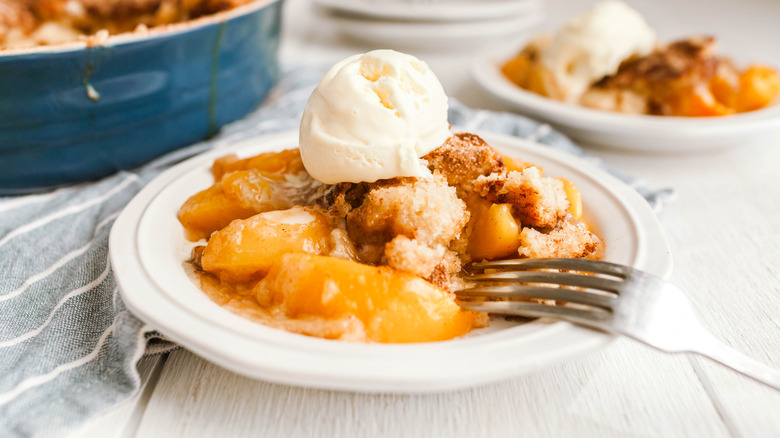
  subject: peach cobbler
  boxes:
[501,1,780,116]
[177,50,604,343]
[0,0,255,48]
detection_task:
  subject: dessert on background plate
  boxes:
[177,50,604,344]
[501,1,780,117]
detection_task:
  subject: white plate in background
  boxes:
[313,0,544,22]
[318,9,545,49]
[472,44,780,152]
[110,129,672,393]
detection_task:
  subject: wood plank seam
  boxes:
[687,355,743,438]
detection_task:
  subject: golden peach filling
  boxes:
[178,134,604,343]
[256,253,476,343]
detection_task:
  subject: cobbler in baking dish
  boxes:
[0,0,255,48]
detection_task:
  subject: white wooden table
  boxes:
[69,0,780,436]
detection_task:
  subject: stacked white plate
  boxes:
[312,0,545,49]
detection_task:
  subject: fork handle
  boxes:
[689,331,780,391]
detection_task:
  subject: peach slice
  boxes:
[468,203,521,261]
[177,183,257,242]
[255,253,478,343]
[201,207,332,282]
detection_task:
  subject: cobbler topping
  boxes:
[423,132,506,196]
[476,167,569,229]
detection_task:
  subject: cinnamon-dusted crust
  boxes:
[311,132,603,290]
[422,132,505,196]
[475,167,569,229]
[592,36,726,115]
[519,215,604,259]
[345,175,469,267]
[597,37,717,94]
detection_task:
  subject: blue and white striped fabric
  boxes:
[0,65,673,438]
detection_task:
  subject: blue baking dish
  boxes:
[0,0,282,195]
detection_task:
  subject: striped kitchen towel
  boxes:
[0,64,674,438]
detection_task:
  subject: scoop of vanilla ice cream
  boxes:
[299,50,451,184]
[541,1,656,102]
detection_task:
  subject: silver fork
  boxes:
[455,258,780,390]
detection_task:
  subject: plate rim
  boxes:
[312,0,544,22]
[109,129,672,392]
[318,9,545,45]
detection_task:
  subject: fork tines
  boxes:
[458,284,615,309]
[455,258,628,320]
[471,258,630,278]
[468,271,623,294]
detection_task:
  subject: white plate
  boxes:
[319,9,544,49]
[313,0,544,22]
[109,130,672,393]
[472,44,780,152]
